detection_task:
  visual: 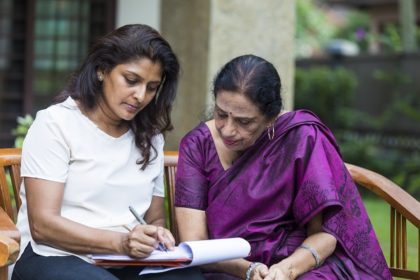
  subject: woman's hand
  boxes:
[123,224,171,258]
[262,263,294,280]
[250,263,269,280]
[156,226,176,250]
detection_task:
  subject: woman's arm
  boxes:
[263,213,337,280]
[176,207,255,279]
[25,177,159,258]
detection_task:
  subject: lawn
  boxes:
[362,195,418,272]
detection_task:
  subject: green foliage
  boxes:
[372,69,420,126]
[295,0,337,57]
[296,1,419,56]
[379,23,403,53]
[294,66,420,198]
[12,114,34,148]
[294,66,358,129]
[334,11,371,52]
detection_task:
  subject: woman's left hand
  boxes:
[156,226,175,250]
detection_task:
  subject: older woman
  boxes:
[175,54,392,280]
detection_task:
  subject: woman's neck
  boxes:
[78,101,129,138]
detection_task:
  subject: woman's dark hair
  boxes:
[56,24,180,169]
[212,54,282,119]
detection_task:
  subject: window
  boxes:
[0,0,115,147]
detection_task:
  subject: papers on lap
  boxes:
[91,246,192,267]
[91,237,251,274]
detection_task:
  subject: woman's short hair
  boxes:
[58,24,180,169]
[212,54,282,119]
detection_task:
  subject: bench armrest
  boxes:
[0,208,20,266]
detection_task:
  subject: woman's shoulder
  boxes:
[179,121,214,155]
[35,97,79,121]
[181,122,211,143]
[277,109,339,150]
[279,109,323,125]
[276,109,331,134]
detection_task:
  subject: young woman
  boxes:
[12,24,203,280]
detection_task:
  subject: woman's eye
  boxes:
[125,77,137,85]
[238,119,251,125]
[147,85,159,92]
[216,111,227,119]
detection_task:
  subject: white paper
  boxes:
[91,246,192,262]
[139,237,251,275]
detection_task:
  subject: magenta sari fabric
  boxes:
[175,110,392,280]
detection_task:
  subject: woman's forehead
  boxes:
[215,91,262,118]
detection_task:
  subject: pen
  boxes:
[128,206,167,252]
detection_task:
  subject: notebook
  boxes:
[91,237,251,274]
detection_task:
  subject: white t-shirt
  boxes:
[16,97,165,261]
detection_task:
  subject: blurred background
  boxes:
[0,0,419,270]
[0,0,419,195]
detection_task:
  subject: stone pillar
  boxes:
[161,0,295,150]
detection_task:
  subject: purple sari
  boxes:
[175,110,392,280]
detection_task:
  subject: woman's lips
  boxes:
[125,103,139,113]
[223,138,237,146]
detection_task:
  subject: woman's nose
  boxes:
[133,86,146,102]
[222,118,236,137]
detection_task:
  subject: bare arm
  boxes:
[176,206,253,279]
[25,177,161,258]
[261,213,337,280]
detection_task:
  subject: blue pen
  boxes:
[128,206,167,252]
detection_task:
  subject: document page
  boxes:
[139,237,251,275]
[91,246,192,262]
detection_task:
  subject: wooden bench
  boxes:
[1,148,419,279]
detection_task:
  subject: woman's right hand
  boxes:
[251,263,269,280]
[122,224,162,258]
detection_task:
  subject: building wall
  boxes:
[162,0,295,150]
[116,0,161,30]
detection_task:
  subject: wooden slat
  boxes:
[0,169,13,224]
[397,212,401,268]
[390,268,419,279]
[164,151,179,243]
[10,165,21,211]
[0,148,22,222]
[402,217,407,269]
[391,206,395,267]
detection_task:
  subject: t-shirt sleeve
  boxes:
[292,125,344,227]
[152,134,165,197]
[174,132,209,210]
[21,110,70,183]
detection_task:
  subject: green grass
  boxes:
[362,196,418,272]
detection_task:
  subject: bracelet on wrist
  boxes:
[299,244,322,268]
[245,262,263,280]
